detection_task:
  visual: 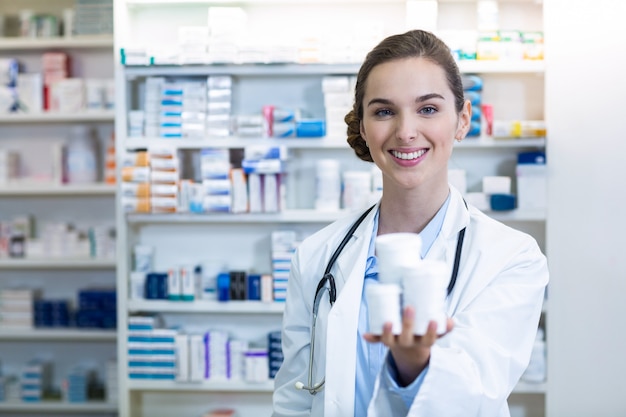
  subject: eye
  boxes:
[374,108,393,117]
[419,106,437,115]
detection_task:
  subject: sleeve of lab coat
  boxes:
[368,235,548,417]
[272,249,315,417]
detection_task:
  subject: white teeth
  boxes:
[391,149,426,160]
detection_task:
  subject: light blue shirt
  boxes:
[354,195,451,415]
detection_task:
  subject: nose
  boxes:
[395,113,418,143]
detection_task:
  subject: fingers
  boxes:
[364,315,454,346]
[398,306,415,346]
[446,317,454,334]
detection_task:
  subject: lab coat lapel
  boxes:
[426,186,471,312]
[323,206,377,417]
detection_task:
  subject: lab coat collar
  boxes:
[333,202,380,291]
[440,185,471,240]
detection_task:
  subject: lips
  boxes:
[390,149,427,160]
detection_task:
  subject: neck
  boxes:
[378,185,449,235]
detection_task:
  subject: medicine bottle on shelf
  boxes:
[65,125,100,184]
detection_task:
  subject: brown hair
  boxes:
[345,30,465,162]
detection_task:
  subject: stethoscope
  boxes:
[295,204,467,395]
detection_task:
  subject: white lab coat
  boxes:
[272,186,548,417]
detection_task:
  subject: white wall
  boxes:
[545,0,626,415]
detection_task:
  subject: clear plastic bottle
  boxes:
[65,125,100,184]
[314,159,340,211]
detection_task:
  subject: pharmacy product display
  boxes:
[115,1,547,416]
[0,1,116,414]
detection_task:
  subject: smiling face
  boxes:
[359,57,471,196]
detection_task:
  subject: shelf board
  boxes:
[455,137,546,148]
[0,111,114,123]
[0,401,118,413]
[0,183,116,196]
[0,36,113,51]
[126,0,403,6]
[126,137,544,150]
[457,60,545,74]
[484,209,546,222]
[125,136,351,150]
[124,60,543,77]
[512,381,546,394]
[128,300,285,314]
[0,329,116,341]
[127,209,349,224]
[127,379,274,393]
[0,258,116,270]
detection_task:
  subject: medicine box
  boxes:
[516,151,547,210]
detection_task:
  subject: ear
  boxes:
[360,119,367,142]
[455,100,472,140]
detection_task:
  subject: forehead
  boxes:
[364,57,451,97]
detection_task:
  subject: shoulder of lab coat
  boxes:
[272,205,379,417]
[369,186,549,417]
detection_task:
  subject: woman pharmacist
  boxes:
[272,29,548,417]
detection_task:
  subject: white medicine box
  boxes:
[516,151,547,210]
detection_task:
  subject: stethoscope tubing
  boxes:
[299,202,467,395]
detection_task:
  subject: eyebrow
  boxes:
[367,93,445,107]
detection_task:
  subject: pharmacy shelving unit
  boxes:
[114,1,547,416]
[0,3,117,414]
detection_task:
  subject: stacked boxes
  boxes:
[206,76,233,137]
[105,359,118,403]
[516,151,547,210]
[0,289,35,329]
[181,81,207,138]
[271,231,298,302]
[20,361,52,402]
[73,0,114,36]
[200,148,231,213]
[461,74,483,138]
[131,317,283,383]
[174,334,190,381]
[323,76,355,139]
[64,367,97,403]
[75,288,116,329]
[268,331,283,379]
[244,348,269,383]
[261,106,297,138]
[144,77,165,137]
[242,145,287,213]
[0,375,20,402]
[121,148,181,214]
[41,53,69,111]
[0,150,19,184]
[150,148,180,213]
[127,316,177,380]
[203,331,229,380]
[207,7,247,64]
[34,299,70,328]
[121,150,151,213]
[227,339,248,380]
[160,83,184,138]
